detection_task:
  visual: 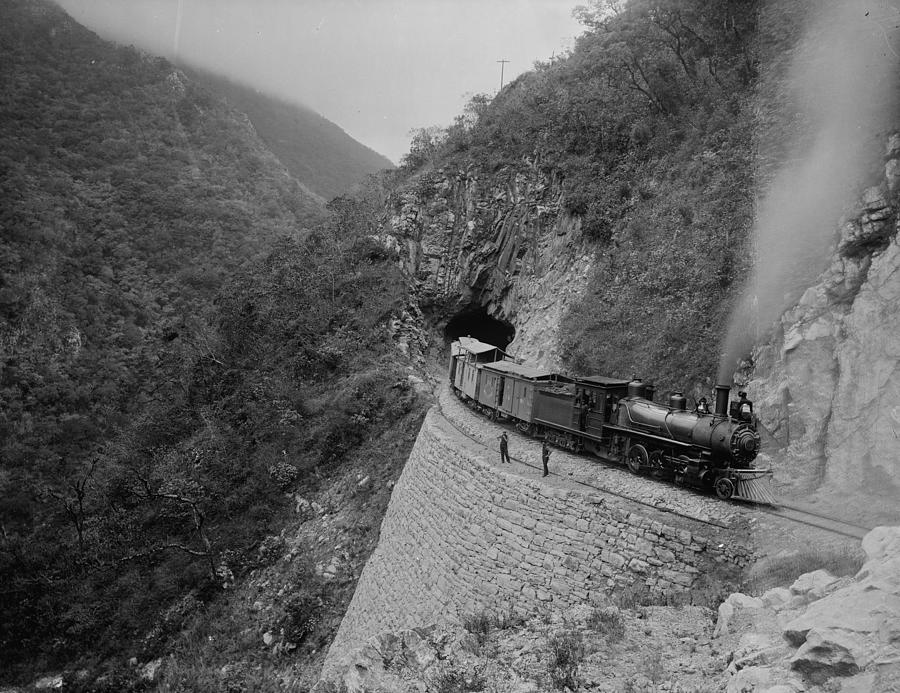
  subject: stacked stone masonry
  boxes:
[322,408,753,674]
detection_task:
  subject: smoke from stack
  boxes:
[719,0,900,384]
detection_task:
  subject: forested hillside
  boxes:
[0,0,423,687]
[399,0,760,389]
[197,71,395,200]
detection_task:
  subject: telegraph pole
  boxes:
[497,59,510,90]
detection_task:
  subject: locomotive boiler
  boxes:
[607,380,771,502]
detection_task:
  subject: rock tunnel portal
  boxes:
[443,306,515,350]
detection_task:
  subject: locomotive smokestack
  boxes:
[714,385,730,418]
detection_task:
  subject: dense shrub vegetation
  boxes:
[0,0,418,683]
[400,0,761,389]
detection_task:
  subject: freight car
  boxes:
[449,337,774,504]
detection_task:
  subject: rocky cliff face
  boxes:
[749,135,900,514]
[383,161,593,369]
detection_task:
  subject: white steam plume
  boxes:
[719,0,900,383]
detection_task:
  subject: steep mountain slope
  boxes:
[0,0,425,686]
[197,70,395,200]
[384,0,758,391]
[0,0,322,510]
[1,0,314,669]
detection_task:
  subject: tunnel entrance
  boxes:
[443,306,515,349]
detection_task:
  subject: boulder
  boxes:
[886,158,900,192]
[860,525,900,567]
[32,676,63,690]
[783,578,900,647]
[761,587,792,609]
[727,632,788,673]
[727,593,764,610]
[726,666,804,693]
[837,215,893,257]
[886,133,900,158]
[838,671,877,692]
[861,185,889,211]
[399,628,438,669]
[141,659,163,681]
[725,665,775,693]
[714,593,763,638]
[790,628,863,683]
[713,601,735,639]
[781,528,900,681]
[789,569,839,600]
[320,626,445,693]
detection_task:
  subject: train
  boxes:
[449,337,775,504]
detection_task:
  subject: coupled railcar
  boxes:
[449,337,774,504]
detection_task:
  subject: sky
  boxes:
[54,0,586,164]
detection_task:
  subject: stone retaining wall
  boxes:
[322,408,753,674]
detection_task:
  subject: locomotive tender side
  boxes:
[448,338,774,504]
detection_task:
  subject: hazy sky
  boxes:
[55,0,586,163]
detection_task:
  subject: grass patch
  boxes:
[745,546,865,594]
[586,605,625,642]
[460,607,527,645]
[643,650,666,684]
[428,663,487,693]
[546,630,586,691]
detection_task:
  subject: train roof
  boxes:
[576,375,631,387]
[453,337,502,356]
[480,359,556,380]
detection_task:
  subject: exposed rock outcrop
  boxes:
[718,525,900,691]
[383,162,591,369]
[749,137,900,509]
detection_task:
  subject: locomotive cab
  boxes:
[729,391,754,423]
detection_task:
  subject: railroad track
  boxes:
[755,503,873,541]
[435,394,875,542]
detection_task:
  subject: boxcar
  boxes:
[450,337,505,401]
[477,359,558,423]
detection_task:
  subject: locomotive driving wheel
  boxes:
[715,476,735,500]
[649,450,666,477]
[626,444,648,475]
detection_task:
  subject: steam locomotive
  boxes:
[449,337,774,504]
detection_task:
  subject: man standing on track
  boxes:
[542,440,550,477]
[499,432,510,463]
